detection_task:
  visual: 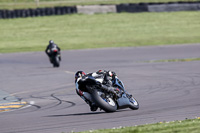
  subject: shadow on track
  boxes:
[46,109,130,117]
[46,112,105,117]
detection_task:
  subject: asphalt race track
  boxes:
[0,44,200,133]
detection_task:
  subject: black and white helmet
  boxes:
[49,40,54,44]
[107,70,116,78]
[75,71,86,82]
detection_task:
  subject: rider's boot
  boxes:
[89,103,98,112]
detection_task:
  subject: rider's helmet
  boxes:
[75,71,86,83]
[107,70,117,83]
[107,70,116,78]
[49,40,54,45]
[108,71,113,77]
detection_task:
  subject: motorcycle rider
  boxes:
[75,70,121,111]
[45,40,61,63]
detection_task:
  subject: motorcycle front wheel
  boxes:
[91,89,117,113]
[129,96,139,110]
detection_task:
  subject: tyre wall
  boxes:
[148,2,200,12]
[0,6,77,19]
[116,3,148,13]
[0,2,199,19]
[116,2,200,13]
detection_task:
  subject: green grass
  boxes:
[0,11,200,53]
[78,118,200,133]
[0,0,199,10]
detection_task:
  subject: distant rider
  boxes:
[75,70,122,111]
[45,40,61,63]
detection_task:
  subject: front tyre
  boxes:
[91,89,117,113]
[129,96,139,110]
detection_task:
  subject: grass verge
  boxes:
[77,118,200,133]
[0,11,200,53]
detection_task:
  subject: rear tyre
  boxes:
[91,89,117,113]
[53,56,60,67]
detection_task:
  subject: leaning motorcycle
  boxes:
[80,76,139,112]
[50,47,60,67]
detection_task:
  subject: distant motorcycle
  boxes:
[79,76,139,112]
[49,47,61,67]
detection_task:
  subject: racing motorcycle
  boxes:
[49,47,60,67]
[79,76,139,112]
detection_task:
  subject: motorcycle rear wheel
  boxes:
[53,56,60,67]
[91,89,117,113]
